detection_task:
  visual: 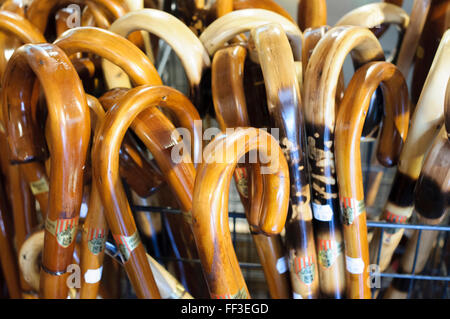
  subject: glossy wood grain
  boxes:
[2,43,90,299]
[212,44,291,299]
[369,29,450,272]
[297,0,327,32]
[106,8,211,110]
[233,0,295,23]
[303,25,384,298]
[335,62,409,299]
[199,9,303,61]
[192,128,289,299]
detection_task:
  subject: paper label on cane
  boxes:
[340,197,365,225]
[84,266,103,284]
[87,228,107,255]
[29,177,49,195]
[276,256,288,274]
[113,232,141,263]
[345,256,365,274]
[312,203,333,221]
[211,287,248,299]
[293,292,303,299]
[45,216,79,248]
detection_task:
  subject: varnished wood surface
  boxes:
[335,61,409,299]
[192,128,289,299]
[2,43,90,298]
[297,0,327,32]
[212,44,291,299]
[303,25,384,298]
[199,9,303,62]
[369,29,450,272]
[106,8,211,109]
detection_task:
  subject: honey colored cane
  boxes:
[303,26,385,297]
[212,45,291,299]
[2,44,90,299]
[369,30,450,272]
[335,62,409,299]
[297,0,327,32]
[232,0,295,23]
[249,23,318,299]
[192,128,289,299]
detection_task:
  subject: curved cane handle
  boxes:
[2,43,90,299]
[200,9,303,61]
[0,10,46,43]
[335,61,409,299]
[297,0,327,32]
[106,9,210,97]
[192,128,289,299]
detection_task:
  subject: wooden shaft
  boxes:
[216,0,233,17]
[192,128,289,299]
[0,177,22,298]
[369,29,450,272]
[212,44,291,299]
[297,0,327,32]
[106,8,211,117]
[335,61,409,299]
[199,9,303,62]
[248,23,318,299]
[3,44,90,299]
[411,0,449,106]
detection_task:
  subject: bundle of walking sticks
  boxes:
[0,0,448,299]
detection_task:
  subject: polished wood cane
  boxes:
[383,125,449,299]
[335,61,409,299]
[232,0,295,23]
[212,44,291,299]
[247,23,319,299]
[303,26,385,298]
[2,43,91,299]
[297,0,327,32]
[105,8,211,117]
[369,29,450,272]
[192,128,289,299]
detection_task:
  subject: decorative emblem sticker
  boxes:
[340,197,365,225]
[233,167,249,198]
[292,255,315,285]
[113,231,141,263]
[45,217,79,248]
[87,228,107,255]
[318,239,343,268]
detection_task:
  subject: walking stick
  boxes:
[369,29,450,272]
[372,0,405,38]
[199,9,303,62]
[2,43,90,298]
[105,8,211,115]
[247,23,319,299]
[213,0,295,22]
[92,85,207,298]
[192,128,289,298]
[303,25,384,298]
[212,44,292,299]
[335,61,409,299]
[0,176,21,298]
[384,125,449,299]
[297,0,327,32]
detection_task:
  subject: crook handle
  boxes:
[335,61,409,299]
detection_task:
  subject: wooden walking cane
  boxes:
[335,61,409,299]
[2,43,90,299]
[192,128,289,299]
[303,26,385,298]
[247,23,319,299]
[369,29,450,273]
[92,85,206,298]
[53,27,207,296]
[200,9,303,63]
[0,176,21,298]
[411,0,449,107]
[300,25,347,299]
[384,125,449,299]
[104,8,211,115]
[372,0,405,38]
[297,0,327,32]
[212,45,292,299]
[212,0,295,22]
